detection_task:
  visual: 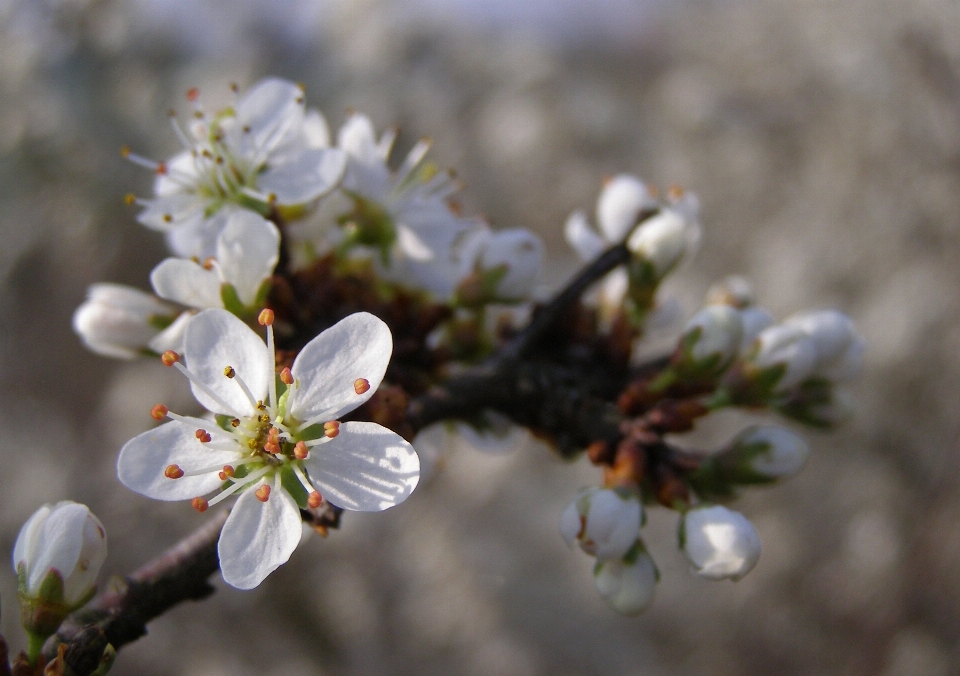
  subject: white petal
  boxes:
[28,503,88,594]
[215,212,280,306]
[596,174,658,243]
[147,311,193,354]
[13,504,52,571]
[153,151,202,197]
[150,259,223,309]
[184,309,270,416]
[396,224,437,262]
[303,421,420,512]
[218,479,302,590]
[164,210,228,259]
[137,194,205,233]
[288,312,393,421]
[256,148,346,205]
[118,421,240,500]
[234,78,305,157]
[338,113,391,197]
[564,211,606,261]
[337,113,385,165]
[303,109,331,148]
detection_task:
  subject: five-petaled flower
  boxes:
[118,307,420,589]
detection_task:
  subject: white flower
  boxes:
[738,306,775,352]
[72,284,179,359]
[455,226,544,304]
[14,501,107,607]
[560,488,642,561]
[784,309,864,382]
[748,324,818,392]
[729,424,810,480]
[626,209,696,278]
[150,209,280,313]
[707,275,755,308]
[681,505,760,581]
[336,113,477,298]
[683,305,744,366]
[593,550,657,616]
[118,308,420,590]
[129,78,345,258]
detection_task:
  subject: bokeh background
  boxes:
[2,0,959,673]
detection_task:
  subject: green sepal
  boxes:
[280,464,309,509]
[220,283,246,317]
[36,569,65,606]
[215,414,237,432]
[88,643,117,676]
[336,192,397,264]
[147,313,176,331]
[253,279,272,308]
[233,193,273,217]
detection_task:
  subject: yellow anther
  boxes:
[258,308,275,326]
[161,351,180,366]
[223,366,236,378]
[354,378,370,395]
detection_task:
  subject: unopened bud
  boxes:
[726,425,810,481]
[594,548,658,616]
[681,505,761,581]
[596,174,659,242]
[626,208,693,279]
[746,324,817,392]
[559,488,642,561]
[674,305,744,377]
[784,309,864,382]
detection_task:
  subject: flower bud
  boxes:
[596,174,658,242]
[560,488,642,561]
[727,424,810,481]
[14,502,107,640]
[626,209,693,279]
[72,284,177,359]
[746,324,817,392]
[706,275,755,309]
[681,505,760,581]
[593,549,658,616]
[477,228,544,301]
[738,306,774,352]
[680,305,744,371]
[784,309,864,382]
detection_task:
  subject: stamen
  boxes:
[231,418,240,427]
[224,366,236,378]
[192,497,209,513]
[161,350,180,366]
[292,464,318,499]
[186,87,200,103]
[124,193,136,206]
[258,309,275,326]
[280,368,294,385]
[219,465,235,480]
[263,441,281,455]
[323,421,340,439]
[354,378,370,395]
[172,362,245,419]
[294,441,309,459]
[202,257,216,270]
[164,464,184,479]
[164,412,242,440]
[151,404,169,421]
[667,184,685,201]
[195,429,212,443]
[308,492,323,508]
[266,322,277,413]
[255,484,271,502]
[304,436,334,448]
[207,466,271,507]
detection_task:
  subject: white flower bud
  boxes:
[738,306,775,352]
[594,550,658,616]
[784,309,864,382]
[707,275,755,308]
[681,505,760,581]
[730,425,810,480]
[596,174,658,242]
[478,228,543,300]
[626,209,692,278]
[682,305,744,366]
[14,502,107,609]
[72,284,176,359]
[560,488,642,561]
[748,324,817,391]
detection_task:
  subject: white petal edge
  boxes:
[215,211,280,306]
[288,312,393,421]
[256,147,346,205]
[27,503,88,594]
[218,477,302,590]
[303,421,420,512]
[150,259,223,309]
[118,421,241,500]
[564,211,606,261]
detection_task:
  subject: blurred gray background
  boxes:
[1,0,959,673]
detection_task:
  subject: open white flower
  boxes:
[335,113,477,298]
[128,78,345,258]
[118,308,420,589]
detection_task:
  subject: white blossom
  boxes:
[72,284,179,359]
[335,113,478,298]
[455,226,544,303]
[730,424,810,480]
[560,488,642,561]
[593,550,657,616]
[738,306,775,352]
[118,308,419,589]
[129,78,345,258]
[14,501,107,607]
[784,309,865,382]
[682,505,760,581]
[682,305,744,366]
[706,275,755,308]
[748,324,818,391]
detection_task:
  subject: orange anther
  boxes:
[667,184,685,201]
[202,257,215,270]
[186,87,200,102]
[258,308,275,326]
[280,368,294,385]
[307,491,322,508]
[323,421,340,439]
[164,464,184,479]
[155,161,167,175]
[263,442,281,455]
[354,378,370,395]
[231,418,240,427]
[192,497,209,513]
[294,441,309,459]
[161,350,180,366]
[255,484,271,502]
[151,404,169,421]
[222,465,235,477]
[195,429,212,443]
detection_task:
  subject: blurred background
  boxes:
[2,0,959,673]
